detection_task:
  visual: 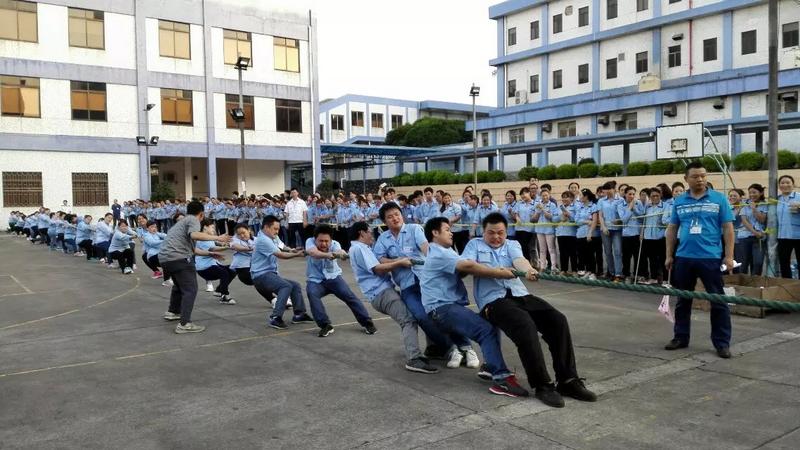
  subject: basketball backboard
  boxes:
[656,123,704,160]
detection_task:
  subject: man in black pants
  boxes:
[158,201,231,334]
[462,212,597,408]
[284,188,308,249]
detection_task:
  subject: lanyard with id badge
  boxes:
[689,215,702,235]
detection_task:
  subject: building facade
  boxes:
[1,0,319,217]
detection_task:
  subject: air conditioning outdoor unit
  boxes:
[663,104,678,117]
[780,92,797,101]
[597,114,610,126]
[672,33,684,41]
[542,122,552,133]
[713,97,725,109]
[618,53,625,62]
[565,5,573,15]
[611,113,624,123]
[515,90,528,104]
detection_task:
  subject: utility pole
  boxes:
[470,84,480,191]
[767,0,779,275]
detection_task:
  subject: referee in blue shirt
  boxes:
[665,162,735,358]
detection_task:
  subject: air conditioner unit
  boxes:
[597,114,610,126]
[542,122,552,133]
[515,90,528,104]
[780,91,798,101]
[565,5,573,15]
[713,97,725,109]
[672,33,684,41]
[611,113,625,123]
[663,104,678,117]
[618,53,625,62]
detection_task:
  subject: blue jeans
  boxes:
[64,238,76,254]
[429,304,510,380]
[734,236,765,276]
[306,276,372,328]
[602,230,623,276]
[672,257,732,349]
[400,284,470,350]
[253,271,306,320]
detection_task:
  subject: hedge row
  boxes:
[392,170,506,186]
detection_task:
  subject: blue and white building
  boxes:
[1,0,319,217]
[405,0,800,173]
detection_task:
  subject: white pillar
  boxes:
[184,157,193,200]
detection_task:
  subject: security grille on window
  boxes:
[741,30,757,55]
[668,45,681,67]
[391,114,403,129]
[68,7,104,49]
[636,0,648,12]
[371,113,384,129]
[351,111,364,127]
[71,81,106,121]
[72,173,108,206]
[332,114,345,131]
[276,99,302,132]
[530,21,539,40]
[223,29,252,65]
[225,94,254,129]
[606,58,617,79]
[0,0,37,43]
[703,38,717,62]
[578,7,589,27]
[161,89,193,125]
[553,70,563,89]
[578,64,589,84]
[507,79,516,98]
[783,22,798,48]
[507,27,516,46]
[2,171,42,207]
[558,121,576,138]
[159,20,191,59]
[274,37,300,72]
[509,128,525,144]
[553,14,563,34]
[1,76,40,118]
[779,92,798,113]
[530,74,539,93]
[481,132,489,146]
[635,52,648,74]
[607,0,618,20]
[615,113,638,131]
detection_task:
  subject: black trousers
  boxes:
[287,222,304,249]
[78,239,94,259]
[515,231,534,262]
[777,239,800,279]
[481,293,578,387]
[621,236,641,278]
[143,253,159,272]
[336,227,351,252]
[226,220,236,236]
[642,238,666,281]
[576,238,593,273]
[197,265,236,295]
[109,248,134,272]
[163,259,198,325]
[215,219,227,236]
[557,236,578,272]
[235,267,254,286]
[453,230,470,255]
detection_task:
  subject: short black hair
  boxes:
[350,221,370,241]
[423,187,434,194]
[378,201,402,222]
[187,201,204,216]
[314,224,335,239]
[117,219,129,227]
[234,223,250,233]
[424,216,449,242]
[261,215,280,229]
[684,161,705,176]
[146,220,157,227]
[482,212,507,230]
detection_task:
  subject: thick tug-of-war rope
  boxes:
[408,260,800,313]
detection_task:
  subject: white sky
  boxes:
[310,0,498,107]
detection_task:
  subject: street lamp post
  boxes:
[136,133,159,199]
[469,84,480,191]
[231,55,250,198]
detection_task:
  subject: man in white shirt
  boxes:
[283,187,308,248]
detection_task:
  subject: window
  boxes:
[331,114,345,131]
[635,51,648,73]
[276,99,302,132]
[371,112,383,128]
[741,30,757,55]
[553,14,563,34]
[558,121,576,138]
[507,79,516,98]
[72,173,108,206]
[529,74,539,93]
[68,8,104,49]
[668,45,681,67]
[607,0,618,19]
[553,70,562,89]
[615,112,638,131]
[783,22,799,48]
[578,64,589,84]
[2,172,42,207]
[703,38,717,62]
[1,76,39,118]
[351,111,364,127]
[578,6,589,27]
[606,58,617,79]
[223,29,252,65]
[637,0,648,12]
[391,114,403,129]
[70,81,106,121]
[159,20,190,59]
[779,91,798,113]
[507,27,516,46]
[0,0,37,43]
[509,128,525,144]
[669,0,682,3]
[481,132,489,146]
[274,36,300,72]
[530,20,539,40]
[225,94,254,129]
[160,89,193,125]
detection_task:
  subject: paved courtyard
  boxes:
[1,232,799,450]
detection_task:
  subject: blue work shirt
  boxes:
[475,204,499,237]
[144,231,167,258]
[462,238,529,310]
[194,240,218,271]
[670,189,734,259]
[463,204,480,235]
[556,204,578,237]
[305,238,343,283]
[575,202,599,239]
[643,203,667,240]
[251,233,280,278]
[348,240,395,302]
[109,229,136,253]
[533,202,559,236]
[230,236,254,269]
[76,221,92,241]
[598,197,623,231]
[63,223,76,240]
[500,202,516,236]
[94,221,114,244]
[335,204,354,227]
[512,200,536,233]
[419,243,469,313]
[373,224,427,290]
[737,202,768,239]
[777,192,800,239]
[618,201,646,237]
[401,205,416,224]
[438,203,464,230]
[415,200,439,224]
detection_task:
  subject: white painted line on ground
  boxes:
[7,274,32,294]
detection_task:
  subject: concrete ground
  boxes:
[1,233,799,450]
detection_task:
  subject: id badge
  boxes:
[690,225,702,234]
[402,246,412,255]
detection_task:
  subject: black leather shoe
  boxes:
[664,339,689,350]
[557,378,597,402]
[534,384,565,408]
[716,347,731,359]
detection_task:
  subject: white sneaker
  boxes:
[162,279,174,287]
[212,292,223,298]
[286,299,293,309]
[270,298,276,309]
[205,282,214,292]
[219,295,236,305]
[577,270,586,276]
[175,322,205,334]
[123,267,133,275]
[446,348,464,369]
[463,348,480,369]
[132,264,137,271]
[163,312,181,321]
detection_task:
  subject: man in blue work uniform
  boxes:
[665,162,735,359]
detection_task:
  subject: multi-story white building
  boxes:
[404,0,800,174]
[0,0,319,217]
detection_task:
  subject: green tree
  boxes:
[517,166,539,181]
[556,164,578,179]
[537,165,557,180]
[394,117,471,148]
[577,163,598,178]
[778,150,797,169]
[384,123,412,146]
[649,160,674,175]
[732,152,765,171]
[599,163,623,177]
[627,161,650,176]
[151,182,176,202]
